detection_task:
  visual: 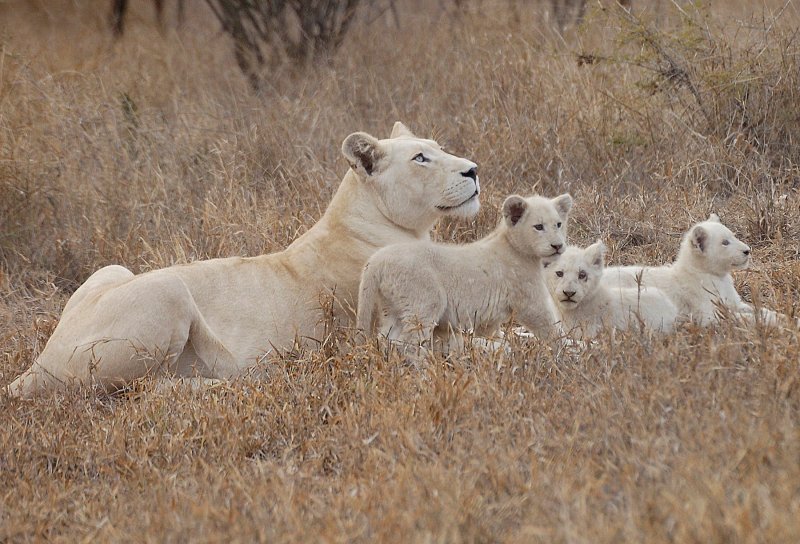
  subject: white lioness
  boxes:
[8,122,481,397]
[546,241,679,338]
[356,193,572,348]
[604,214,785,326]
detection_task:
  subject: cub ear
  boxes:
[586,240,607,269]
[691,225,708,252]
[542,254,560,268]
[707,213,721,223]
[552,193,573,219]
[390,121,416,139]
[342,132,386,178]
[502,195,528,226]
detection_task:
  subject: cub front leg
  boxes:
[734,304,799,329]
[517,296,562,341]
[728,290,797,329]
[515,298,571,353]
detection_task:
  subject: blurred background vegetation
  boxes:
[1,0,797,291]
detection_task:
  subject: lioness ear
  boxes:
[390,122,416,139]
[586,240,606,269]
[502,195,528,226]
[552,193,573,219]
[691,225,708,252]
[342,132,386,178]
[708,213,721,223]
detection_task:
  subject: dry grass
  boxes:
[1,0,799,541]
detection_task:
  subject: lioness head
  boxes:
[546,241,606,308]
[501,193,572,258]
[341,122,480,233]
[682,214,751,276]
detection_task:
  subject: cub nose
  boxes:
[743,248,751,256]
[563,290,576,298]
[461,166,478,181]
[551,243,563,252]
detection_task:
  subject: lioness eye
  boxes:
[722,239,730,246]
[555,271,564,278]
[413,153,427,163]
[534,224,544,231]
[578,271,587,280]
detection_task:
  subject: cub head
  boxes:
[341,122,480,234]
[681,213,751,276]
[502,193,572,259]
[545,241,606,308]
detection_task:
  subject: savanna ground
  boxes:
[1,0,799,541]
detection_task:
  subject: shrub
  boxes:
[205,0,364,89]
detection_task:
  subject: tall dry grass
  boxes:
[1,0,799,541]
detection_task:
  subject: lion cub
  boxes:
[356,193,572,349]
[604,214,789,326]
[546,241,679,338]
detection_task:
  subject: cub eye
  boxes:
[722,239,730,246]
[413,153,428,163]
[578,271,587,280]
[557,222,562,228]
[555,271,564,278]
[534,224,544,231]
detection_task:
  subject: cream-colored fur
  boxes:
[546,241,678,338]
[8,122,481,397]
[356,193,572,348]
[604,214,786,326]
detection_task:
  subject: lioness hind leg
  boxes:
[61,265,134,317]
[137,272,245,380]
[5,364,63,398]
[186,309,245,379]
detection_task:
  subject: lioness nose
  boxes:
[551,243,563,252]
[563,290,576,298]
[462,167,478,181]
